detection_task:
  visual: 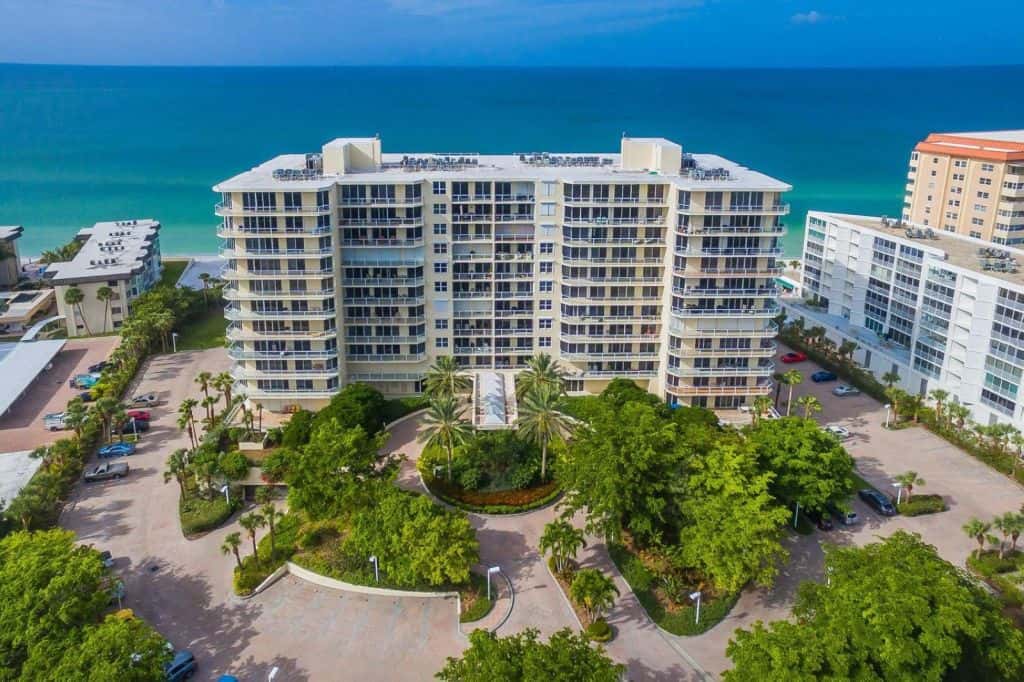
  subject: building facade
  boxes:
[215,136,790,411]
[0,226,24,288]
[903,131,1024,245]
[48,219,162,336]
[790,210,1024,429]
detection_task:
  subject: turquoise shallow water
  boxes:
[1,64,1023,256]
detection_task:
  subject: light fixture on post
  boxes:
[369,555,380,583]
[690,590,702,624]
[487,566,501,601]
[883,403,892,428]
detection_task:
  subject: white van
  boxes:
[43,412,67,431]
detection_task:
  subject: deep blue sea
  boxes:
[2,64,1023,256]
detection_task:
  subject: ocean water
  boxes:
[2,64,1023,257]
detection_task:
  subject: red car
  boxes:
[126,409,151,422]
[781,351,807,363]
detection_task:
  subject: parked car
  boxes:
[165,650,197,681]
[43,412,67,431]
[811,370,838,383]
[98,442,136,458]
[98,550,115,568]
[88,360,110,373]
[130,393,160,408]
[79,391,95,403]
[826,501,859,526]
[859,488,897,516]
[806,509,834,531]
[739,405,781,419]
[114,418,150,435]
[84,462,129,482]
[824,424,852,440]
[70,374,99,389]
[781,351,807,363]
[832,384,860,397]
[126,409,151,422]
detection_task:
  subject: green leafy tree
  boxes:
[516,353,566,399]
[517,384,572,481]
[93,396,121,443]
[0,530,109,678]
[794,394,822,419]
[436,628,623,682]
[539,520,586,574]
[746,417,855,513]
[423,355,471,401]
[751,395,773,425]
[162,449,190,499]
[569,568,619,623]
[781,369,802,416]
[63,285,91,335]
[882,369,901,388]
[894,470,925,502]
[45,613,172,681]
[221,532,243,569]
[284,420,390,520]
[219,450,250,481]
[418,396,473,483]
[64,397,88,439]
[724,532,1024,682]
[239,512,265,566]
[312,382,388,435]
[4,477,59,531]
[598,377,665,411]
[281,409,316,447]
[557,400,688,545]
[675,442,790,592]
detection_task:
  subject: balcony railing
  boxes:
[575,369,658,378]
[224,287,334,300]
[562,255,664,264]
[666,363,775,377]
[338,217,424,227]
[674,246,783,257]
[342,296,424,305]
[560,351,659,360]
[671,305,779,318]
[678,204,789,215]
[675,225,785,236]
[217,225,332,238]
[228,348,338,360]
[225,306,336,320]
[343,316,426,324]
[215,202,331,216]
[687,343,777,357]
[233,385,337,399]
[346,353,427,362]
[341,277,423,286]
[674,286,778,298]
[665,382,773,397]
[672,323,778,338]
[231,366,338,379]
[452,233,493,241]
[340,238,424,247]
[220,246,333,258]
[226,324,337,340]
[222,267,334,279]
[339,197,423,207]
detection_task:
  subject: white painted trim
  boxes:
[287,561,459,599]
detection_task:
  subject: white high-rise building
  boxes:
[214,136,790,412]
[789,210,1024,429]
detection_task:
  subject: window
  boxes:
[539,318,552,329]
[982,163,995,172]
[539,281,553,292]
[541,203,556,216]
[434,281,448,293]
[540,242,554,254]
[542,181,556,197]
[970,230,982,238]
[433,262,448,273]
[540,262,553,273]
[432,181,446,195]
[972,217,984,225]
[433,204,447,215]
[539,337,551,347]
[979,178,992,186]
[433,243,448,254]
[539,300,552,310]
[435,319,448,330]
[953,159,967,168]
[433,223,446,235]
[435,338,449,348]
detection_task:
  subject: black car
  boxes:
[811,370,838,382]
[88,361,109,373]
[113,417,150,434]
[806,509,834,531]
[79,391,95,403]
[858,488,897,516]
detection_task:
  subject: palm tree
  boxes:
[569,569,619,624]
[902,394,924,423]
[201,396,218,429]
[1011,432,1024,478]
[112,404,128,442]
[894,471,925,502]
[63,286,91,335]
[94,396,121,442]
[214,371,234,414]
[948,403,970,430]
[221,532,243,569]
[198,272,211,307]
[423,356,471,401]
[1006,513,1024,554]
[260,502,283,559]
[963,518,991,558]
[781,369,803,416]
[882,370,901,388]
[96,286,114,333]
[796,394,822,419]
[994,514,1014,559]
[539,520,586,574]
[64,398,88,439]
[929,389,950,426]
[239,512,265,566]
[516,353,566,399]
[885,387,907,423]
[789,259,801,271]
[163,449,190,499]
[417,396,473,482]
[751,395,773,425]
[196,371,213,407]
[837,340,859,364]
[517,385,573,482]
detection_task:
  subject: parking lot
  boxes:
[0,336,120,452]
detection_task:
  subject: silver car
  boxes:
[824,424,852,440]
[832,384,860,397]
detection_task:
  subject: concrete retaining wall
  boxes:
[287,562,458,599]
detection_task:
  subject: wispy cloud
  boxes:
[791,10,829,25]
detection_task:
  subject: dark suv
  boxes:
[858,488,897,516]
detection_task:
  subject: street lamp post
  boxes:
[487,566,501,601]
[369,555,379,583]
[892,481,903,505]
[171,332,179,353]
[690,591,702,624]
[792,501,801,529]
[883,403,892,428]
[220,484,230,505]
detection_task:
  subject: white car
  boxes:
[130,393,160,408]
[832,384,860,397]
[42,412,67,431]
[824,424,852,440]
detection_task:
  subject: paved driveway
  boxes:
[0,336,119,451]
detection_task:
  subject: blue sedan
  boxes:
[98,442,136,458]
[811,370,838,383]
[165,650,196,681]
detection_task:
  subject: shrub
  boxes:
[313,383,388,435]
[897,494,947,517]
[381,395,429,424]
[180,492,239,536]
[219,450,251,481]
[968,551,1023,576]
[281,410,315,448]
[424,476,561,514]
[585,619,613,642]
[607,543,655,592]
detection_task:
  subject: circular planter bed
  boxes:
[423,475,562,514]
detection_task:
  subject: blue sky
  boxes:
[0,0,1019,68]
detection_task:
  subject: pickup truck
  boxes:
[43,412,66,431]
[84,462,129,482]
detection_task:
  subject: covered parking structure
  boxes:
[0,339,67,417]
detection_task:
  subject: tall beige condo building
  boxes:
[904,131,1024,244]
[215,136,790,412]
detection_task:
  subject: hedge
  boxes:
[585,619,613,642]
[180,489,241,536]
[423,476,562,514]
[896,494,947,517]
[966,551,1024,610]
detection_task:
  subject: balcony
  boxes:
[222,267,334,280]
[225,305,336,321]
[339,217,425,227]
[346,353,428,362]
[676,225,785,237]
[574,369,658,378]
[562,275,662,285]
[562,196,666,207]
[672,323,778,338]
[217,224,332,239]
[215,202,331,217]
[494,291,533,299]
[665,382,773,397]
[452,214,495,224]
[343,315,426,324]
[678,204,789,215]
[452,291,494,300]
[686,343,777,357]
[339,238,424,247]
[453,346,494,355]
[452,272,493,281]
[339,196,423,207]
[494,234,535,242]
[674,286,778,298]
[493,309,534,318]
[560,351,659,360]
[226,324,338,341]
[674,246,783,257]
[561,333,660,342]
[453,328,496,337]
[561,312,662,322]
[673,265,784,277]
[453,253,494,262]
[231,366,338,380]
[562,217,665,227]
[493,252,535,262]
[224,287,334,301]
[494,214,535,223]
[563,235,665,246]
[562,255,664,264]
[345,335,425,344]
[493,193,535,202]
[452,233,493,241]
[348,371,425,382]
[341,296,423,305]
[234,384,337,400]
[220,246,333,259]
[666,363,775,377]
[228,347,338,360]
[341,276,424,286]
[671,305,779,318]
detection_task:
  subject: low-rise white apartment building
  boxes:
[215,136,790,412]
[787,210,1024,429]
[47,219,162,336]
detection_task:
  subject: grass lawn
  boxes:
[159,259,189,287]
[175,305,227,351]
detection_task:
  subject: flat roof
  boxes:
[0,339,66,417]
[176,257,224,290]
[950,130,1024,143]
[47,219,160,285]
[0,226,23,242]
[0,450,44,507]
[214,143,790,193]
[476,371,506,428]
[814,211,1024,288]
